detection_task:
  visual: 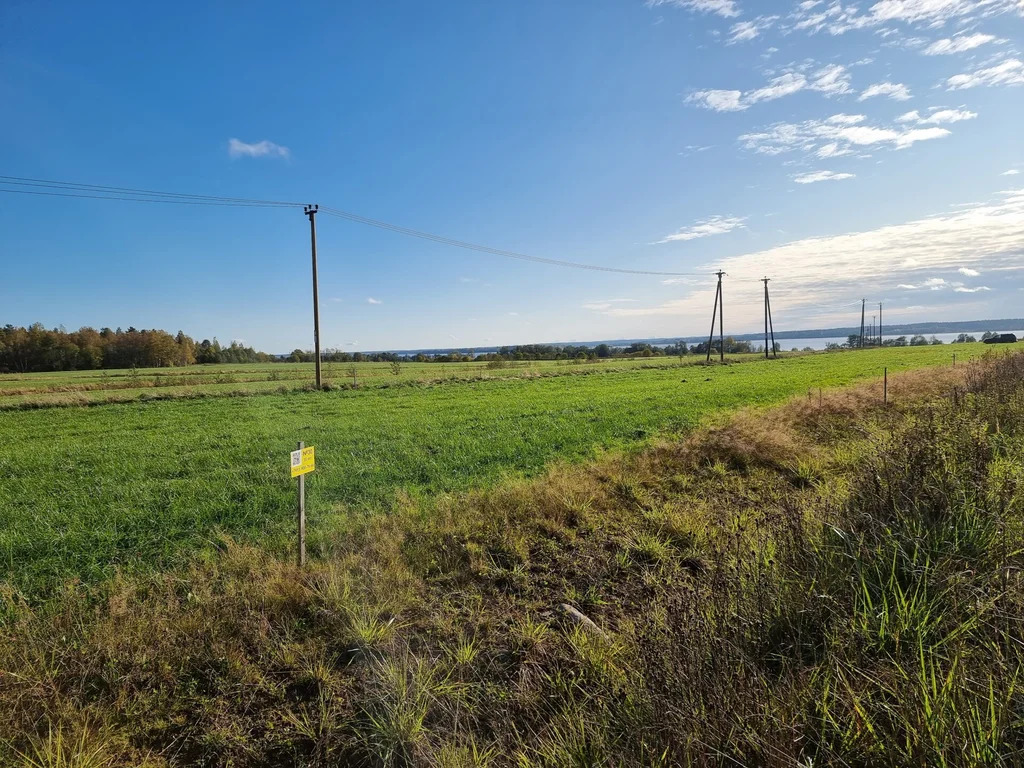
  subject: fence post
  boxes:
[883,367,888,405]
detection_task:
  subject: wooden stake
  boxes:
[883,367,888,404]
[297,440,306,567]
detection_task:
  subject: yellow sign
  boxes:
[290,446,315,477]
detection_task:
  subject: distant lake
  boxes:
[775,331,1024,351]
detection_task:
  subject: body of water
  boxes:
[774,330,1024,351]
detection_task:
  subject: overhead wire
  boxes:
[0,187,297,207]
[0,174,721,277]
[0,174,303,207]
[318,206,710,277]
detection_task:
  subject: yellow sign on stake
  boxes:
[290,446,315,477]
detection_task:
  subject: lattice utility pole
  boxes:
[762,277,777,359]
[706,271,725,362]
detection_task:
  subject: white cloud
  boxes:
[746,72,809,104]
[919,108,977,124]
[789,0,1022,37]
[924,32,997,55]
[656,215,747,243]
[367,297,382,304]
[816,142,854,158]
[809,64,855,95]
[646,0,740,17]
[689,64,851,111]
[896,110,921,122]
[688,89,745,111]
[897,283,918,289]
[954,285,992,292]
[739,113,950,159]
[859,81,913,101]
[1003,169,1022,176]
[604,191,1024,322]
[959,267,981,276]
[793,170,856,183]
[728,15,779,43]
[947,58,1024,89]
[582,299,638,311]
[227,138,290,159]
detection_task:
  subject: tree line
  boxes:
[0,324,274,373]
[287,338,778,364]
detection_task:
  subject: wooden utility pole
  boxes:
[860,298,866,349]
[305,205,323,389]
[878,302,883,347]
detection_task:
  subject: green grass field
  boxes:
[0,355,768,409]
[0,344,986,595]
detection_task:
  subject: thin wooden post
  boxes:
[297,440,306,567]
[883,368,888,404]
[953,353,956,367]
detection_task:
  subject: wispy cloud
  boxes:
[1004,169,1022,176]
[582,299,639,311]
[740,113,951,160]
[788,0,1021,37]
[602,191,1024,321]
[793,170,856,184]
[227,138,290,159]
[367,297,382,305]
[924,32,997,55]
[689,64,851,111]
[959,267,981,277]
[947,58,1024,90]
[646,0,740,18]
[727,15,779,43]
[858,82,912,101]
[656,215,747,244]
[919,108,977,124]
[954,285,992,293]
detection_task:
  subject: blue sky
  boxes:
[1,0,1022,352]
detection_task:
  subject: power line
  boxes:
[0,173,717,277]
[0,174,303,207]
[0,187,295,208]
[318,206,708,277]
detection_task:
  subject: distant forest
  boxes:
[0,324,273,373]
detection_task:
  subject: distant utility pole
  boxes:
[860,298,866,349]
[706,270,725,362]
[304,204,322,389]
[878,302,883,347]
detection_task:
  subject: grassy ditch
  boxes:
[1,352,1023,766]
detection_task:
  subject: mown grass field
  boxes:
[0,344,988,596]
[0,355,772,409]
